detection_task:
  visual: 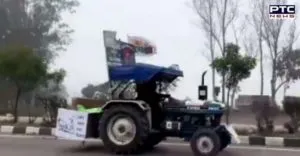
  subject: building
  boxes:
[234,95,278,113]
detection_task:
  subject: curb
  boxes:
[239,136,300,147]
[1,125,300,148]
[166,136,300,148]
[0,125,55,136]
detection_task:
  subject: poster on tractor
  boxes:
[103,30,157,82]
[103,30,136,67]
[102,30,138,97]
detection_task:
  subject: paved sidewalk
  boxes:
[0,116,44,124]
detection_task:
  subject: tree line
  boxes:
[192,0,300,133]
[192,0,300,102]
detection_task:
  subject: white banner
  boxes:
[55,108,89,140]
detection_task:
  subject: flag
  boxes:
[127,35,157,55]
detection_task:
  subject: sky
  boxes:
[51,0,300,104]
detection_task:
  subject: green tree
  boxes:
[0,46,65,123]
[0,0,78,113]
[212,43,256,124]
[283,96,300,133]
[0,0,77,117]
[276,48,300,95]
[278,48,300,133]
[0,0,80,62]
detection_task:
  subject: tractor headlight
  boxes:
[164,98,169,103]
[217,102,226,108]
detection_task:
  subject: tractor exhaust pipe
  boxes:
[201,70,207,85]
[198,70,208,100]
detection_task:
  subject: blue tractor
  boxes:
[55,30,239,156]
[97,62,237,156]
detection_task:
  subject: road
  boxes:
[1,136,300,156]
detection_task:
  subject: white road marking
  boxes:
[25,126,40,135]
[228,145,300,152]
[0,125,13,134]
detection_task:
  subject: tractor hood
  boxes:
[205,100,226,109]
[185,100,225,109]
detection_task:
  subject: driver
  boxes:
[136,81,164,129]
[136,81,163,105]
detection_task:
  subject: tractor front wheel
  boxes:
[99,105,149,154]
[190,128,221,156]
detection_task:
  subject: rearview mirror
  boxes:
[198,85,208,100]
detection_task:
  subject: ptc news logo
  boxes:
[269,5,296,19]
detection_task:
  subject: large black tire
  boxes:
[99,105,150,154]
[190,128,221,156]
[142,132,165,150]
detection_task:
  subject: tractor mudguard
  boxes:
[214,124,240,144]
[101,100,150,111]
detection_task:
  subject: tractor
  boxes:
[55,31,239,156]
[99,63,237,155]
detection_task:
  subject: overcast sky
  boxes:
[52,0,300,104]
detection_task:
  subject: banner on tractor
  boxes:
[127,35,157,56]
[55,108,89,140]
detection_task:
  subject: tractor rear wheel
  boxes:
[99,105,149,154]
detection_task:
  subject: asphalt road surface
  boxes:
[1,136,300,156]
